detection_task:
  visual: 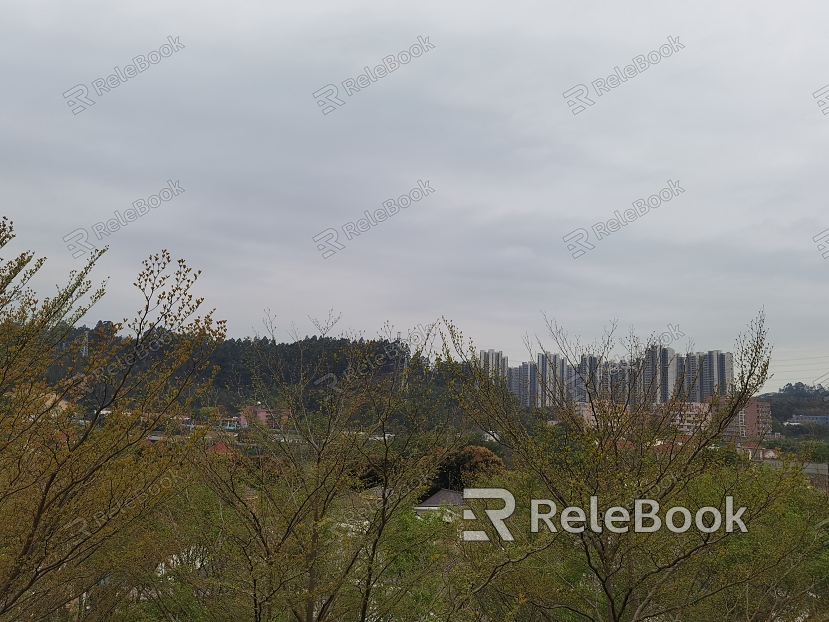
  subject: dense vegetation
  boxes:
[2,219,828,621]
[762,381,829,419]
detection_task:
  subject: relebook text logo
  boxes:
[562,36,685,115]
[63,180,185,258]
[312,179,435,258]
[313,36,435,115]
[63,36,185,115]
[563,179,685,259]
[462,488,747,542]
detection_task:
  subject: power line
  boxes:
[771,358,829,362]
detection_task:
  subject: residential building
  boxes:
[413,489,465,521]
[537,352,568,408]
[699,350,734,400]
[678,352,702,402]
[786,414,829,426]
[501,345,733,412]
[722,397,772,441]
[671,402,712,436]
[743,398,772,440]
[738,442,779,461]
[479,349,508,379]
[509,361,538,408]
[660,347,678,404]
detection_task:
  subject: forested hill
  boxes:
[55,323,415,410]
[758,382,829,422]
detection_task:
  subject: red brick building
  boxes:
[744,398,772,440]
[239,405,291,431]
[725,397,772,441]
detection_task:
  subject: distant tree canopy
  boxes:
[775,382,829,398]
[49,331,436,411]
[758,382,829,424]
[4,216,828,622]
[429,444,506,494]
[0,219,225,619]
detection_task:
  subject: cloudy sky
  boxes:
[2,0,828,392]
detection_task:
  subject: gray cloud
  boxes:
[2,0,828,390]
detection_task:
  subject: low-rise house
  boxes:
[786,414,829,426]
[738,442,778,461]
[413,489,465,521]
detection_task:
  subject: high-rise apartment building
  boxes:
[501,346,734,411]
[537,352,573,408]
[677,352,700,402]
[509,361,538,408]
[660,347,678,404]
[677,351,734,402]
[479,349,508,379]
[700,350,726,399]
[574,355,601,403]
[634,345,690,404]
[718,351,735,397]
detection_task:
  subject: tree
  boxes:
[0,218,225,619]
[111,321,463,621]
[437,312,829,621]
[431,445,505,493]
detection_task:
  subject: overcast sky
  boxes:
[2,0,828,392]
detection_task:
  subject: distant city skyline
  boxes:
[3,0,829,397]
[474,338,827,396]
[482,345,736,407]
